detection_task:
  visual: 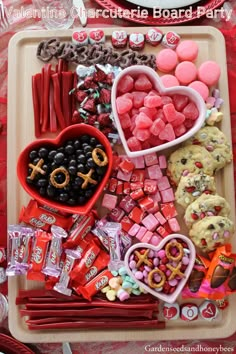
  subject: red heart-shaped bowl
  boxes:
[17,124,113,215]
[124,234,196,303]
[111,65,206,158]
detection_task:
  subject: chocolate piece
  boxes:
[228,267,236,290]
[210,265,230,288]
[188,269,205,293]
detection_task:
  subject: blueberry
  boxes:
[37,178,48,187]
[84,145,93,154]
[59,193,69,202]
[42,164,50,174]
[74,176,84,186]
[77,164,86,173]
[80,135,90,143]
[54,152,65,164]
[48,150,57,160]
[55,173,66,184]
[33,157,40,165]
[65,144,74,155]
[38,147,48,158]
[85,189,94,199]
[74,140,81,149]
[96,143,104,150]
[90,137,98,146]
[50,162,58,170]
[68,165,77,175]
[57,147,65,153]
[77,196,86,205]
[39,187,46,196]
[29,150,38,161]
[69,159,77,167]
[26,176,34,184]
[47,185,56,197]
[67,198,76,205]
[87,158,96,168]
[77,154,86,164]
[96,166,106,175]
[86,152,92,159]
[76,149,83,156]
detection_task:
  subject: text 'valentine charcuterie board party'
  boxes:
[6,26,236,343]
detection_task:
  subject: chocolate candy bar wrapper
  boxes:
[182,255,210,298]
[198,245,236,300]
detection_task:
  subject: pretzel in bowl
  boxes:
[92,148,108,167]
[50,167,70,189]
[165,240,184,262]
[148,269,166,289]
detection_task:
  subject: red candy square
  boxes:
[160,188,175,203]
[117,169,132,182]
[130,156,145,169]
[144,153,158,167]
[109,207,125,222]
[161,203,178,220]
[131,169,145,183]
[130,188,145,201]
[130,181,144,191]
[119,159,135,173]
[156,176,170,191]
[144,179,157,195]
[129,207,145,224]
[136,226,147,241]
[156,225,170,238]
[121,216,134,232]
[108,178,117,193]
[116,180,123,194]
[139,196,154,211]
[123,182,131,194]
[119,195,136,213]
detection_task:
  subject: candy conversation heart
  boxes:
[17,124,113,215]
[124,234,195,303]
[111,65,206,158]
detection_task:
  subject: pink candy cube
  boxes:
[168,217,180,232]
[156,176,170,191]
[119,195,136,213]
[142,231,153,243]
[161,188,175,203]
[154,211,166,225]
[144,179,157,195]
[158,155,167,169]
[117,169,132,182]
[102,194,118,210]
[130,156,145,169]
[144,153,159,166]
[136,226,147,241]
[142,214,159,231]
[128,223,141,237]
[109,207,125,222]
[147,164,163,180]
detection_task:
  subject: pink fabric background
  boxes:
[1,0,236,352]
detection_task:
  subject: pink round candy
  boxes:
[117,289,130,301]
[144,265,152,272]
[148,250,155,258]
[156,49,178,73]
[189,81,209,101]
[153,258,159,267]
[175,61,197,85]
[168,278,178,287]
[154,274,161,282]
[176,40,198,62]
[198,60,221,86]
[150,235,161,246]
[161,74,180,88]
[182,256,190,265]
[129,260,136,269]
[157,250,166,259]
[135,271,143,280]
[143,270,148,277]
[166,270,171,277]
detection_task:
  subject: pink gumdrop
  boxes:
[175,61,197,85]
[116,96,133,114]
[159,123,175,141]
[150,118,165,136]
[182,256,190,265]
[168,278,178,287]
[176,40,199,62]
[134,74,153,91]
[174,123,187,137]
[135,112,153,129]
[182,102,199,120]
[172,94,189,111]
[161,96,173,105]
[163,103,177,123]
[142,141,151,150]
[118,74,134,94]
[123,92,134,101]
[135,271,144,280]
[134,128,151,142]
[144,94,162,108]
[157,249,166,259]
[184,119,195,129]
[198,60,221,86]
[120,113,131,129]
[129,260,137,269]
[132,108,139,116]
[156,49,178,73]
[132,91,147,108]
[127,136,142,151]
[171,112,185,127]
[139,106,157,119]
[189,81,209,101]
[161,74,180,88]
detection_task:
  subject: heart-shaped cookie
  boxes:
[111,65,206,158]
[17,124,113,215]
[124,234,195,303]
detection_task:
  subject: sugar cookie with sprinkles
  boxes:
[167,145,215,185]
[184,194,231,229]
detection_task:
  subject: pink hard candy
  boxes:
[159,123,175,141]
[118,75,134,94]
[120,113,131,129]
[172,94,189,111]
[134,74,153,91]
[182,102,199,120]
[127,136,142,151]
[144,94,162,108]
[174,123,187,137]
[134,128,151,142]
[116,96,133,114]
[150,118,165,136]
[139,106,157,119]
[163,103,177,123]
[132,91,147,108]
[135,112,153,129]
[171,112,185,127]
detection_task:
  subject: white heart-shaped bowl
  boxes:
[111,65,206,158]
[124,234,196,303]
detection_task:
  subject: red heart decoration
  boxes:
[111,65,205,158]
[163,305,177,319]
[202,303,216,318]
[72,31,88,43]
[124,234,196,303]
[17,124,113,215]
[89,30,104,41]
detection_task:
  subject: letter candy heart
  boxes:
[162,302,180,320]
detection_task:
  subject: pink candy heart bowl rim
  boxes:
[17,124,113,215]
[111,65,206,158]
[124,234,196,303]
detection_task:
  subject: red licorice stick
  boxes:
[58,59,65,73]
[71,72,78,114]
[40,67,44,125]
[41,64,51,133]
[32,74,41,138]
[20,308,154,319]
[51,73,66,130]
[61,72,73,127]
[27,320,165,330]
[49,80,57,133]
[24,302,158,310]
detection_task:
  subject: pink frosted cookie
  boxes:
[161,74,180,87]
[198,61,221,86]
[189,81,209,101]
[156,49,178,73]
[176,40,199,62]
[175,61,197,85]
